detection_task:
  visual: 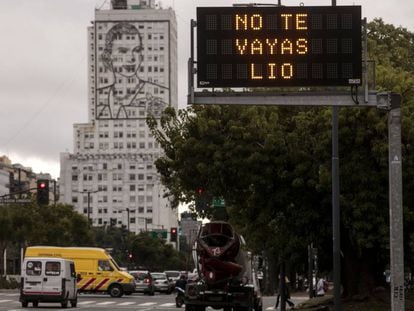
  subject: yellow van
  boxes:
[25,246,135,297]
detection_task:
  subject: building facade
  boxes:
[59,0,178,234]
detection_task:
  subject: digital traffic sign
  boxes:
[196,6,361,87]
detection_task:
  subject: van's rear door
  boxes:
[42,261,63,296]
[22,260,44,295]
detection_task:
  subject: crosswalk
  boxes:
[0,298,279,309]
[0,297,178,308]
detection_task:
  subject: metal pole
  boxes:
[53,180,57,206]
[331,2,341,310]
[280,261,286,311]
[388,93,405,310]
[87,192,91,227]
[126,208,130,231]
[332,106,341,310]
[308,244,313,298]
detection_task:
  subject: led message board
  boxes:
[197,6,361,87]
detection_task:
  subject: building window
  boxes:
[72,196,78,203]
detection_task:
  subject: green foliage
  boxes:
[0,202,94,249]
[128,232,185,271]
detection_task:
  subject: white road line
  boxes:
[139,302,157,306]
[96,301,117,305]
[266,307,276,310]
[117,301,137,306]
[0,300,12,303]
[3,293,19,296]
[77,300,97,305]
[159,303,176,307]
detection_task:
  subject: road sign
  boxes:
[0,198,31,205]
[151,230,167,240]
[197,6,361,87]
[212,197,225,207]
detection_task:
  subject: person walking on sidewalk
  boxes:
[275,276,295,309]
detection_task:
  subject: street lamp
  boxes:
[126,208,130,231]
[74,189,100,226]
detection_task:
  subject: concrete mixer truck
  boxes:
[184,221,262,311]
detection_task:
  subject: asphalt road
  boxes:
[0,290,308,311]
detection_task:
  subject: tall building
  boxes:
[59,0,178,234]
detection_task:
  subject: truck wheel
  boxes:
[109,284,124,298]
[21,301,28,308]
[32,301,39,307]
[61,300,68,308]
[71,298,77,308]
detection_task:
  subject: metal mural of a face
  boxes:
[96,22,168,120]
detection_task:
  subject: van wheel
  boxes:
[70,299,77,307]
[32,301,39,307]
[109,284,123,298]
[61,300,68,308]
[21,301,28,308]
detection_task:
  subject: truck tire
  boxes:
[32,301,39,307]
[71,298,78,308]
[21,301,28,308]
[109,284,124,298]
[61,300,68,308]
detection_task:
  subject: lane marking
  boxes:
[77,300,97,305]
[96,301,117,305]
[159,303,176,307]
[117,301,137,306]
[0,300,12,303]
[139,302,157,306]
[3,293,19,296]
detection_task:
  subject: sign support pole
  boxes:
[332,106,341,311]
[388,94,405,311]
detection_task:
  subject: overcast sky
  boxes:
[0,0,413,179]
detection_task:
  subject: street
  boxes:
[0,291,308,311]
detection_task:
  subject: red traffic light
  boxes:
[39,182,46,189]
[171,228,177,234]
[196,187,204,195]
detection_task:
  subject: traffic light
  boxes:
[36,179,49,205]
[170,227,177,242]
[195,187,210,211]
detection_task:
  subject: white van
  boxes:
[20,257,78,308]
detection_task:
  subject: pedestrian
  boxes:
[316,277,326,297]
[275,276,295,309]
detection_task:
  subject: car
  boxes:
[152,272,172,294]
[164,270,181,290]
[128,270,155,295]
[164,270,181,282]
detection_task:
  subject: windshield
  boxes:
[152,273,167,280]
[165,271,180,278]
[110,258,121,271]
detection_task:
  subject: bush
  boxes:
[0,276,20,289]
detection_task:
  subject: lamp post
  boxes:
[74,189,100,227]
[126,208,130,231]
